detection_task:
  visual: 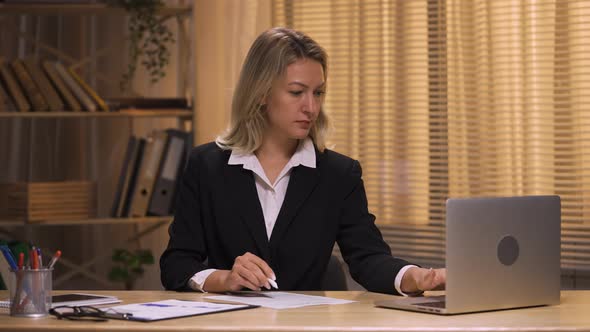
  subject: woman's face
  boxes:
[264,58,325,142]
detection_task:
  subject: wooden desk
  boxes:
[1,290,589,332]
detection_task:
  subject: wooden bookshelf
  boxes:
[0,109,193,118]
[0,3,193,290]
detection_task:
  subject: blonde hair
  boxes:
[216,27,329,153]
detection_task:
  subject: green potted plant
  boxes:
[108,249,154,290]
[107,0,175,91]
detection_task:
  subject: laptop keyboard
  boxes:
[414,301,446,308]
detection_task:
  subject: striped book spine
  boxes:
[53,62,97,112]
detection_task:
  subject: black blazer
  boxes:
[160,142,410,294]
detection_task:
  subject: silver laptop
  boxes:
[375,195,561,315]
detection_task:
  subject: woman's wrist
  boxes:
[203,270,230,292]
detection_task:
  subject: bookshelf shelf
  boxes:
[0,216,172,227]
[0,109,193,118]
[0,4,191,17]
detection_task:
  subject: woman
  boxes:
[160,27,445,295]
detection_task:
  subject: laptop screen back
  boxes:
[445,195,561,313]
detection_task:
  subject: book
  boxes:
[50,293,121,306]
[128,131,167,217]
[0,61,30,112]
[53,62,97,112]
[147,129,191,216]
[111,136,138,217]
[42,60,82,112]
[67,67,109,112]
[0,79,17,112]
[120,138,146,217]
[0,293,120,309]
[11,59,49,112]
[23,58,64,112]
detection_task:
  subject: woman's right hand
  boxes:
[203,252,276,292]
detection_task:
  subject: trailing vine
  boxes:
[108,0,175,91]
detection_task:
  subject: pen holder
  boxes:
[8,268,53,318]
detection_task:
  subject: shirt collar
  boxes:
[228,137,316,170]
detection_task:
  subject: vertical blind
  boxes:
[272,0,590,227]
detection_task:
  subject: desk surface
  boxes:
[1,290,589,332]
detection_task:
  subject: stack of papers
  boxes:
[206,291,355,309]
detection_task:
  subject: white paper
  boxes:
[107,299,253,321]
[206,292,355,309]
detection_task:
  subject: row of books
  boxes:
[111,128,192,218]
[0,57,108,112]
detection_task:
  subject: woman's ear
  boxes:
[259,94,268,110]
[260,95,268,106]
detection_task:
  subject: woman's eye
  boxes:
[289,91,303,96]
[315,90,326,97]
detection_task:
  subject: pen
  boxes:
[0,245,18,270]
[31,247,38,270]
[102,311,133,320]
[48,250,62,269]
[267,278,278,289]
[18,252,24,270]
[36,248,42,268]
[225,291,271,298]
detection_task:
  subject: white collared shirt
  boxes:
[188,138,412,295]
[227,137,316,240]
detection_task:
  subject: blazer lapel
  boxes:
[269,164,320,247]
[224,164,270,261]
